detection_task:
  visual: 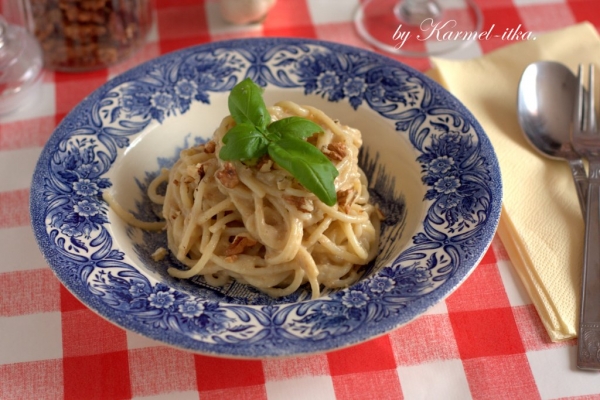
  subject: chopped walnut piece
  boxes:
[151,247,168,262]
[337,189,357,213]
[216,162,240,188]
[225,236,258,257]
[323,142,347,161]
[283,195,313,213]
[185,163,205,182]
[197,164,206,180]
[256,155,273,172]
[170,210,181,220]
[204,141,216,154]
[259,160,273,173]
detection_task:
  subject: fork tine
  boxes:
[589,64,597,132]
[576,64,585,132]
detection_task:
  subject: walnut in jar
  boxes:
[27,0,153,72]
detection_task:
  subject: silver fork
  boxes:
[572,64,600,370]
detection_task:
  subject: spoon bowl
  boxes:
[518,61,578,159]
[517,60,586,213]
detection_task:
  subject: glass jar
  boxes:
[22,0,153,72]
[0,14,43,114]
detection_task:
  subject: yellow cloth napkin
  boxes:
[427,22,600,341]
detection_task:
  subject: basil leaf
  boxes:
[221,78,339,204]
[267,117,322,140]
[228,78,271,129]
[268,138,339,206]
[219,123,268,160]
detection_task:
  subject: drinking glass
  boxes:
[354,0,484,57]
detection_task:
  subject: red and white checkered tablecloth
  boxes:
[2,0,599,399]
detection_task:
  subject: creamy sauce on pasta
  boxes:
[106,101,381,299]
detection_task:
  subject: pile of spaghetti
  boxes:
[110,100,382,299]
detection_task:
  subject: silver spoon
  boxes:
[517,61,587,215]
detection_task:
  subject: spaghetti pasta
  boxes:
[110,101,382,299]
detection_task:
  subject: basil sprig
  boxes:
[219,78,339,206]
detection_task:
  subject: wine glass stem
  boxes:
[395,0,443,26]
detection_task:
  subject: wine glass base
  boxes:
[355,0,484,57]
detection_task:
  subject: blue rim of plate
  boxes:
[30,38,502,358]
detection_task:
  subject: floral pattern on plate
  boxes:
[31,38,501,357]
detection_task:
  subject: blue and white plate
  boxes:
[31,38,502,358]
